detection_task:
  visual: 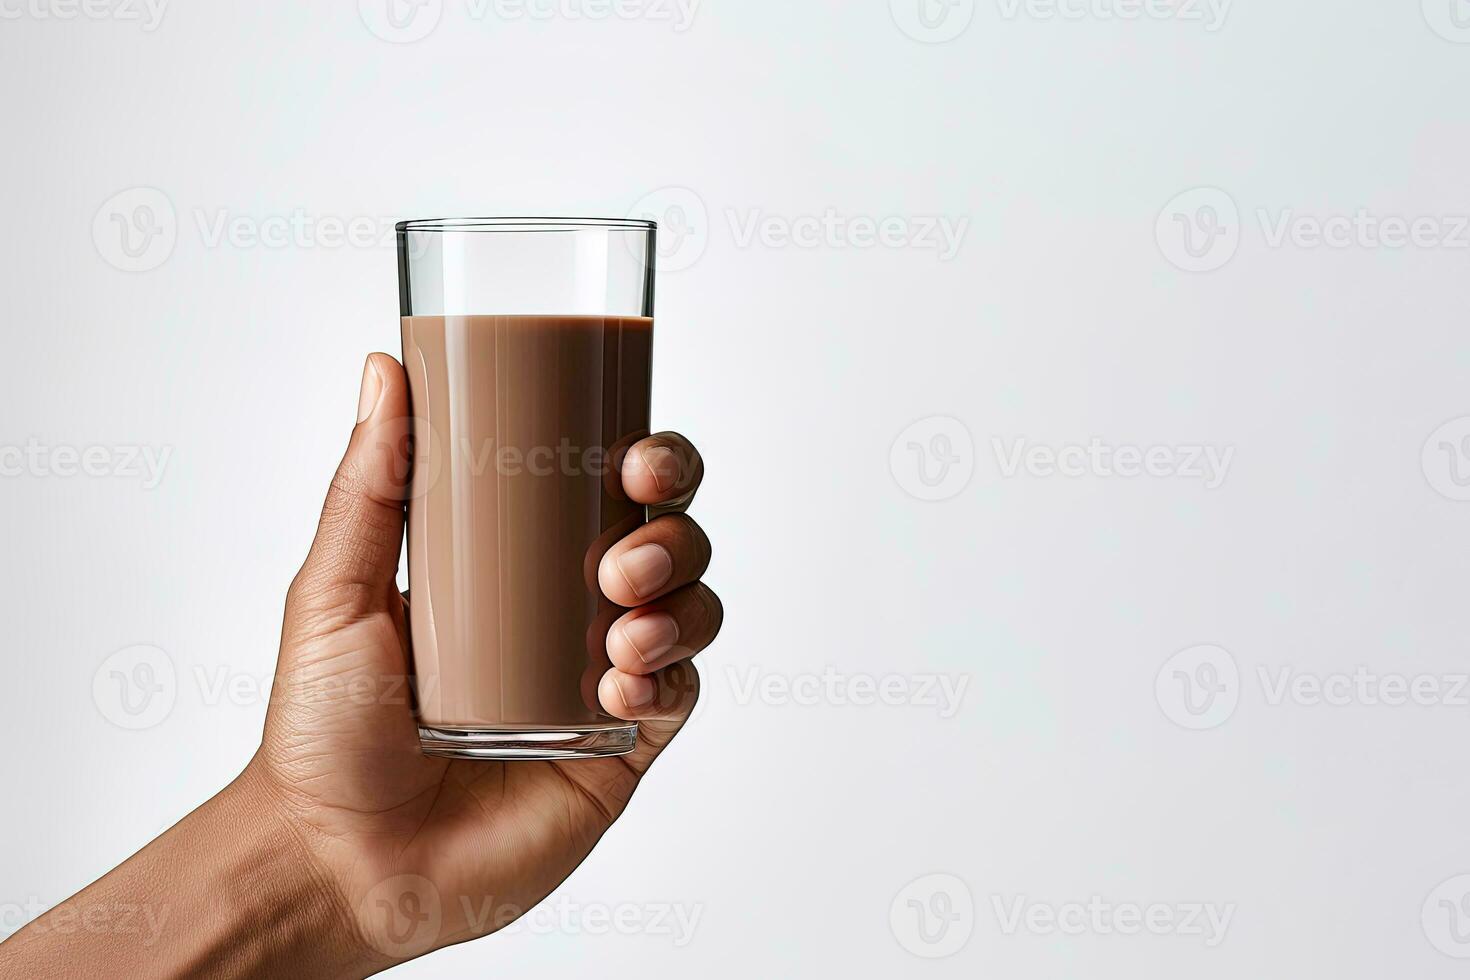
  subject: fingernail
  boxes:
[356,356,383,424]
[642,446,678,493]
[622,613,680,664]
[615,544,674,599]
[617,673,656,708]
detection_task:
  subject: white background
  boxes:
[4,1,1470,976]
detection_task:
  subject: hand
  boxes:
[251,354,721,970]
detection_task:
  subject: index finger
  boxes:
[621,431,704,508]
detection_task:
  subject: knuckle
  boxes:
[681,518,713,568]
[284,560,382,632]
[656,661,701,717]
[695,584,724,637]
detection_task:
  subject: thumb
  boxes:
[288,353,411,619]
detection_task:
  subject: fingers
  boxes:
[596,514,711,607]
[605,582,723,674]
[620,431,703,512]
[288,354,410,618]
[596,436,712,776]
[597,660,701,775]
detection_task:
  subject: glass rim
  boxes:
[396,216,656,234]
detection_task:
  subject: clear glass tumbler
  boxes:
[396,217,656,760]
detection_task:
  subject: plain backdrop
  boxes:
[5,1,1470,976]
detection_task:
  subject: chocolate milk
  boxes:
[401,315,653,730]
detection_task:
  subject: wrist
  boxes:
[0,765,379,980]
[213,763,382,979]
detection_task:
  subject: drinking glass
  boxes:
[396,217,656,759]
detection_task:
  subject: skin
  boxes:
[0,354,722,978]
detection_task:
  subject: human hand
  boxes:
[249,353,721,971]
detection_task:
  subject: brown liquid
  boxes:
[401,314,652,730]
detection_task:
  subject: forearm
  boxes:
[0,766,374,980]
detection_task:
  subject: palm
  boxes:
[258,594,648,953]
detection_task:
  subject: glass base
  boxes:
[418,723,638,760]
